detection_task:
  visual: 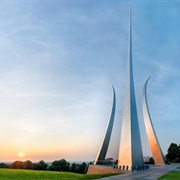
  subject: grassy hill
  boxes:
[0,168,117,180]
[158,171,180,180]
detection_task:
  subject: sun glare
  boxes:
[19,153,24,158]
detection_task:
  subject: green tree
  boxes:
[70,163,77,173]
[33,160,48,170]
[49,159,70,172]
[166,143,180,163]
[79,162,86,174]
[70,162,87,174]
[0,163,8,168]
[148,157,155,164]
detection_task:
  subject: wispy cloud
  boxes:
[13,121,49,144]
[0,1,179,161]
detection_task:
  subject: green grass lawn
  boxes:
[0,168,119,180]
[158,171,180,180]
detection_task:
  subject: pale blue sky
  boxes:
[0,1,179,162]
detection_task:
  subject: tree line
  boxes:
[0,159,88,174]
[0,142,179,171]
[165,143,180,163]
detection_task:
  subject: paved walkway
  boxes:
[96,164,180,180]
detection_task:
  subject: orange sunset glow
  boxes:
[19,153,24,158]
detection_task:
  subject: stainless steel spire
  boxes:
[118,7,144,170]
[142,78,166,165]
[94,85,116,165]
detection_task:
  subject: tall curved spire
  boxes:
[94,85,116,165]
[118,6,144,170]
[142,78,166,165]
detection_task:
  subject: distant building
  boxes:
[144,156,150,163]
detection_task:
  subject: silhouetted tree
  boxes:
[23,160,33,169]
[148,157,155,164]
[33,160,48,170]
[49,159,70,172]
[10,161,24,169]
[79,162,86,174]
[0,163,8,168]
[166,143,180,163]
[70,163,77,173]
[84,163,89,174]
[70,162,87,174]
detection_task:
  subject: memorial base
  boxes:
[87,165,122,174]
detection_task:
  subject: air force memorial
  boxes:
[88,9,166,173]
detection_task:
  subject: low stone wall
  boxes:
[87,165,122,174]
